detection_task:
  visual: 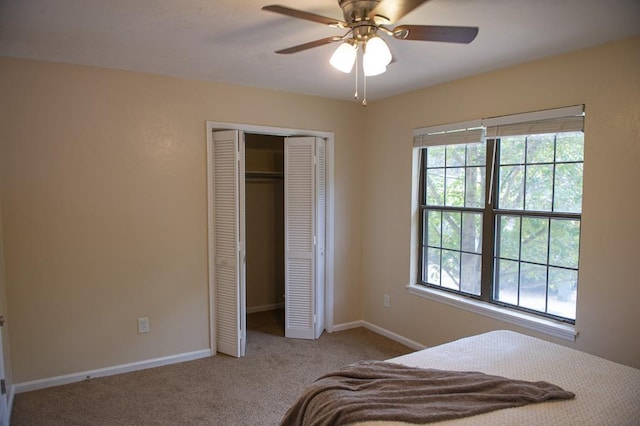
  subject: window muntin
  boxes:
[497,132,584,214]
[493,215,580,320]
[419,130,583,323]
[422,142,485,296]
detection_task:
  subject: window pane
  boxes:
[441,250,460,290]
[520,217,549,264]
[461,212,483,254]
[420,132,581,323]
[494,258,519,305]
[526,134,555,164]
[445,168,465,207]
[426,169,445,205]
[426,247,441,285]
[461,253,481,295]
[497,215,520,260]
[442,212,461,250]
[500,136,525,165]
[498,165,524,209]
[446,144,466,167]
[525,164,553,211]
[556,132,584,162]
[548,267,577,320]
[519,263,547,312]
[554,163,583,213]
[426,210,442,247]
[549,219,580,269]
[465,166,485,208]
[467,142,485,166]
[427,145,445,168]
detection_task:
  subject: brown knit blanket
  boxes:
[280,360,575,426]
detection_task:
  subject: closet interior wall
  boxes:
[244,134,285,318]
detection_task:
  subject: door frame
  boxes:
[0,322,7,426]
[206,121,335,354]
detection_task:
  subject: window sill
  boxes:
[406,284,577,342]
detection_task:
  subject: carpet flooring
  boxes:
[11,310,412,425]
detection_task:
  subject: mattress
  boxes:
[353,330,640,425]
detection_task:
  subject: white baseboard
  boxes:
[13,323,422,395]
[246,303,284,314]
[14,348,212,394]
[361,322,426,351]
[332,320,426,351]
[331,320,364,332]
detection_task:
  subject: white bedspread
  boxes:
[354,330,640,425]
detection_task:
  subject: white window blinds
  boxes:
[413,105,584,147]
[413,119,484,147]
[485,105,584,137]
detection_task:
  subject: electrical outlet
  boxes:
[383,294,390,308]
[137,317,150,334]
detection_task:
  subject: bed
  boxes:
[284,330,640,425]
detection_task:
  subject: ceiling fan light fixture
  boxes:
[365,36,392,67]
[363,53,387,77]
[362,36,391,77]
[329,41,357,73]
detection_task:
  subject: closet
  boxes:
[244,134,285,330]
[208,128,326,358]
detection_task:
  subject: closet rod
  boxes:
[245,171,284,181]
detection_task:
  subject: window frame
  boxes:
[417,145,489,299]
[491,133,582,322]
[410,106,584,341]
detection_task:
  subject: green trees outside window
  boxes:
[419,131,583,322]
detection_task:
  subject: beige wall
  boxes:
[245,180,284,309]
[361,36,640,368]
[1,36,638,385]
[0,58,364,382]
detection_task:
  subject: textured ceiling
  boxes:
[1,0,639,102]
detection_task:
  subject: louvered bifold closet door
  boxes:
[285,137,316,339]
[314,139,326,339]
[212,130,244,357]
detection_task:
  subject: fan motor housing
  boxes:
[339,0,384,23]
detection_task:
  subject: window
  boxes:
[416,107,584,324]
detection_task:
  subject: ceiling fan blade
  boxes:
[262,5,348,28]
[368,0,430,24]
[275,36,342,54]
[393,25,479,44]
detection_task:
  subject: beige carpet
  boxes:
[11,310,412,425]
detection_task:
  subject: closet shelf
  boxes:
[246,171,284,180]
[245,171,284,180]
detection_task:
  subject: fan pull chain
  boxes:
[362,73,367,106]
[354,50,359,100]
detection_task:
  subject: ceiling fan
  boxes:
[263,0,478,53]
[262,0,478,104]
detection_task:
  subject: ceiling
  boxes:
[1,0,639,102]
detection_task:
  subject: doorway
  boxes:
[244,134,285,335]
[206,121,335,357]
